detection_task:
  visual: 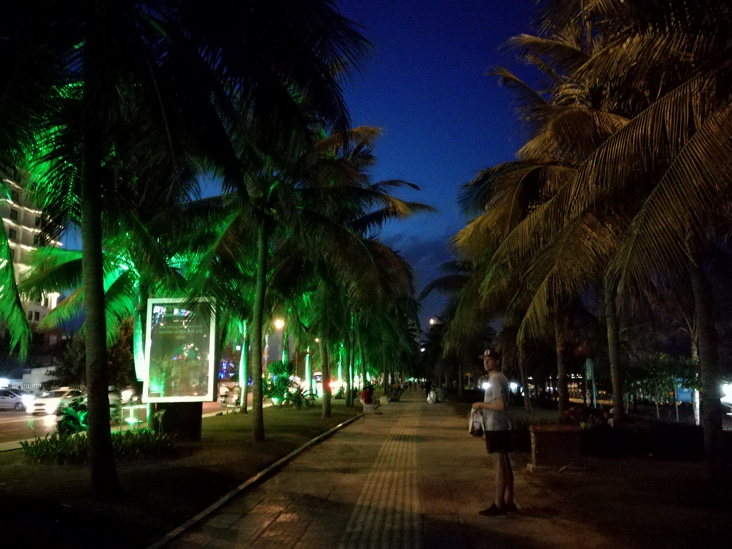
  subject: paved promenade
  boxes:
[160,389,732,549]
[164,390,624,549]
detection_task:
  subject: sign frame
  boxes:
[142,297,215,403]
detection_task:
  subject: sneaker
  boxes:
[504,502,518,514]
[478,504,507,518]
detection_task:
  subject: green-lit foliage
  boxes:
[0,181,32,357]
[20,429,174,465]
[625,354,699,403]
[57,399,89,436]
[264,360,295,406]
[285,385,314,409]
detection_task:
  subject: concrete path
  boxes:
[164,390,620,548]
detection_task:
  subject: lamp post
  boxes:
[274,318,286,363]
[238,320,248,412]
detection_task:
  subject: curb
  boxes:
[146,413,364,549]
[0,439,31,453]
[0,408,254,453]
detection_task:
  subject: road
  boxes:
[0,400,229,446]
[0,410,57,443]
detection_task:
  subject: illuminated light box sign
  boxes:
[143,298,215,403]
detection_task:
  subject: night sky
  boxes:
[63,1,540,331]
[338,0,538,328]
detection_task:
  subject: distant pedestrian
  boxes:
[424,380,432,398]
[472,348,516,518]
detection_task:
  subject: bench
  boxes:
[220,390,242,414]
[388,390,402,402]
[528,424,582,472]
[360,399,380,413]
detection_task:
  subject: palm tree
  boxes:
[451,3,642,420]
[536,0,732,478]
[0,0,370,499]
[465,0,732,476]
[0,180,32,356]
[193,125,431,430]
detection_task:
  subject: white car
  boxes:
[723,382,732,416]
[31,387,84,415]
[0,388,34,411]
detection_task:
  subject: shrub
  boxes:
[264,360,295,406]
[21,429,174,465]
[285,385,314,409]
[57,400,89,436]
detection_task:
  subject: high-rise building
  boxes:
[1,179,61,326]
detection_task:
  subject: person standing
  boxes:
[472,348,516,517]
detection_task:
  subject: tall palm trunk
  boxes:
[133,308,146,381]
[251,223,268,441]
[358,330,366,387]
[80,110,120,501]
[214,314,224,401]
[81,1,120,499]
[517,341,532,411]
[691,339,700,425]
[457,362,463,398]
[688,261,723,480]
[239,320,248,414]
[346,318,355,407]
[604,276,624,423]
[133,281,149,381]
[554,311,569,416]
[320,339,332,417]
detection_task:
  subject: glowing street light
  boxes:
[273,318,286,362]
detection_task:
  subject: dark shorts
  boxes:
[485,431,511,454]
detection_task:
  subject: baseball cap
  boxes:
[478,348,501,360]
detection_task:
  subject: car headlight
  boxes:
[21,395,35,405]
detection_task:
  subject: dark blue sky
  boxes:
[64,1,539,331]
[338,0,537,328]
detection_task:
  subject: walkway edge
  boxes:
[146,413,364,549]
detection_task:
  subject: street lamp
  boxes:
[273,318,286,362]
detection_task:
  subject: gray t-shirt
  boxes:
[483,371,510,431]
